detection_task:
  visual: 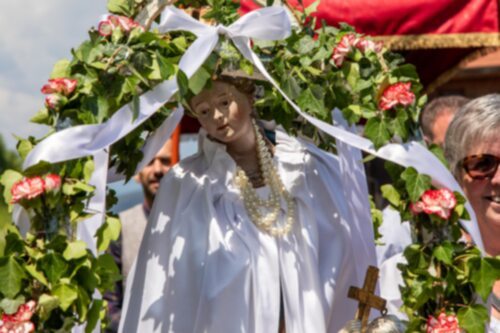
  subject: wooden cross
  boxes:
[347,265,387,332]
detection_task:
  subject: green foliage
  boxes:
[382,159,498,330]
[0,256,27,298]
[457,304,489,333]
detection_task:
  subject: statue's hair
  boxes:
[186,75,257,118]
[419,95,470,141]
[444,94,500,177]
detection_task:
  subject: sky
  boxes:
[0,1,107,150]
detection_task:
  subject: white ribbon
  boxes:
[19,4,484,259]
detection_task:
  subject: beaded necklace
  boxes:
[234,121,295,236]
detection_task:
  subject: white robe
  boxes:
[119,129,376,333]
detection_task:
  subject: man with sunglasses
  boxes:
[444,94,500,331]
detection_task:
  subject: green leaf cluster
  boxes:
[0,231,121,332]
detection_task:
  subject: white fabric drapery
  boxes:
[119,129,369,333]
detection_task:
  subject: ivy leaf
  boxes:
[433,241,454,265]
[38,293,60,320]
[392,110,409,141]
[83,159,95,183]
[380,184,401,207]
[401,167,432,202]
[130,95,140,122]
[96,216,121,252]
[0,256,26,298]
[50,59,71,78]
[52,282,78,311]
[75,285,91,321]
[428,144,448,166]
[189,67,211,96]
[16,139,33,161]
[364,117,391,149]
[177,70,190,101]
[457,304,489,333]
[62,181,94,196]
[282,76,301,100]
[0,295,25,314]
[95,254,121,293]
[297,88,326,118]
[85,299,103,333]
[304,0,320,16]
[469,257,500,301]
[25,264,48,287]
[39,253,68,285]
[155,52,175,80]
[0,170,23,210]
[403,244,428,270]
[30,108,51,125]
[63,241,88,260]
[107,0,133,16]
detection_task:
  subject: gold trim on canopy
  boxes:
[373,33,500,50]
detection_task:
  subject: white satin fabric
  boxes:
[119,129,373,333]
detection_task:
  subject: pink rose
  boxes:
[357,39,383,53]
[98,19,114,37]
[332,33,359,67]
[410,188,457,220]
[44,174,61,192]
[98,15,143,37]
[0,300,36,333]
[44,94,66,110]
[11,177,45,204]
[41,78,77,96]
[426,312,461,333]
[379,82,415,111]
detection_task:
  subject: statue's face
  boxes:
[190,81,253,145]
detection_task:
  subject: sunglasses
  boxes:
[461,154,500,179]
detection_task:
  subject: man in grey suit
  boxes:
[105,139,175,332]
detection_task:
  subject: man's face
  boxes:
[137,140,174,198]
[430,110,454,147]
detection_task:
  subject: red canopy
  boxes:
[241,0,500,89]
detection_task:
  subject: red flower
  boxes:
[41,78,77,96]
[357,39,383,53]
[426,312,461,333]
[332,33,359,67]
[44,94,66,110]
[332,34,383,67]
[410,188,457,220]
[0,300,36,333]
[11,177,45,204]
[379,82,415,111]
[98,15,143,37]
[44,174,61,192]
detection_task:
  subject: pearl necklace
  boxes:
[234,122,295,236]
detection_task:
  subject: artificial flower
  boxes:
[11,177,45,204]
[44,94,66,110]
[357,39,383,53]
[426,312,461,333]
[332,33,359,67]
[0,300,36,333]
[98,15,143,37]
[379,82,415,111]
[41,78,77,96]
[410,188,457,220]
[44,174,62,192]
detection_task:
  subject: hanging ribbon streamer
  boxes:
[19,5,483,257]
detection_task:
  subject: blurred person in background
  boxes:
[419,95,470,147]
[105,137,178,332]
